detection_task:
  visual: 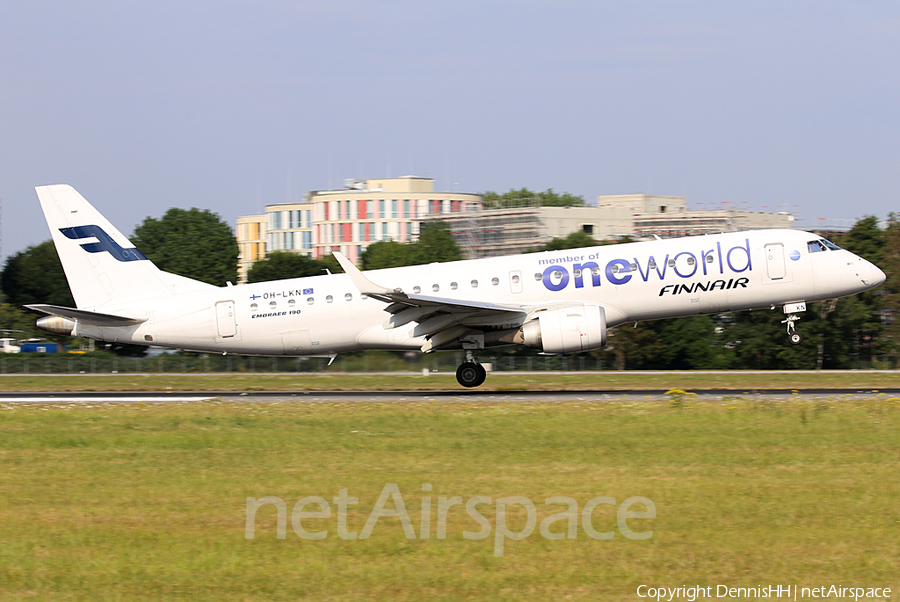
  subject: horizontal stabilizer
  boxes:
[25,304,147,327]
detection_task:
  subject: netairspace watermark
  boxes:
[245,483,655,557]
[637,585,892,601]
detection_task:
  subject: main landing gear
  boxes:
[456,349,487,388]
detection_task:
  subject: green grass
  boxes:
[0,397,898,600]
[2,370,900,392]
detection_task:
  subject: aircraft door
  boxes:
[765,243,786,280]
[509,271,523,294]
[215,301,237,338]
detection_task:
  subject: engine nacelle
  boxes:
[36,316,77,336]
[521,304,607,354]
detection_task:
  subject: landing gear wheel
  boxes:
[789,332,803,345]
[456,362,487,388]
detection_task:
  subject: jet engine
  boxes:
[521,304,607,354]
[36,316,77,336]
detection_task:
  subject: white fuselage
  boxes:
[72,229,883,356]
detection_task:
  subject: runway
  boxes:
[1,388,898,403]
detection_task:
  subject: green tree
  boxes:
[604,322,665,370]
[360,222,463,270]
[247,252,330,283]
[657,316,733,369]
[835,215,888,363]
[360,241,412,270]
[132,208,238,286]
[881,215,900,362]
[318,254,345,276]
[410,222,463,264]
[840,216,884,264]
[0,303,46,340]
[536,230,603,252]
[0,241,75,307]
[481,188,585,208]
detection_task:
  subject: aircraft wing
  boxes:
[25,304,148,327]
[333,253,527,350]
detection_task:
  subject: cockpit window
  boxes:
[821,238,842,250]
[807,240,827,253]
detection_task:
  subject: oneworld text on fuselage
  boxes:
[538,239,753,292]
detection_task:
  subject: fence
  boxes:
[0,351,609,375]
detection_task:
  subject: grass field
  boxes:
[1,396,898,600]
[2,370,900,392]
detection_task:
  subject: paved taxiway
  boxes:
[1,388,898,404]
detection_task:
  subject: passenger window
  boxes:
[534,273,542,281]
[471,279,479,288]
[573,269,582,277]
[433,284,440,292]
[345,293,353,301]
[512,274,520,283]
[629,263,637,270]
[492,277,500,286]
[250,303,258,311]
[269,301,277,309]
[450,282,458,290]
[808,240,826,253]
[705,255,714,263]
[668,259,676,267]
[686,257,695,266]
[307,297,314,305]
[649,260,657,269]
[591,267,601,276]
[288,299,296,307]
[326,295,333,303]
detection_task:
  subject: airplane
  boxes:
[26,184,886,388]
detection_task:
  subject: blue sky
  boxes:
[1,1,898,261]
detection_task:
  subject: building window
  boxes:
[582,224,594,235]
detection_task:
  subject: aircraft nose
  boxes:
[860,260,886,287]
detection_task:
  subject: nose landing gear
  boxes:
[456,349,487,388]
[781,301,807,346]
[782,314,802,345]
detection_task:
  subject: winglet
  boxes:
[333,252,393,296]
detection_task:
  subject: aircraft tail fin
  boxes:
[35,184,214,309]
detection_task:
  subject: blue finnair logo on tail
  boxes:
[59,226,148,262]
